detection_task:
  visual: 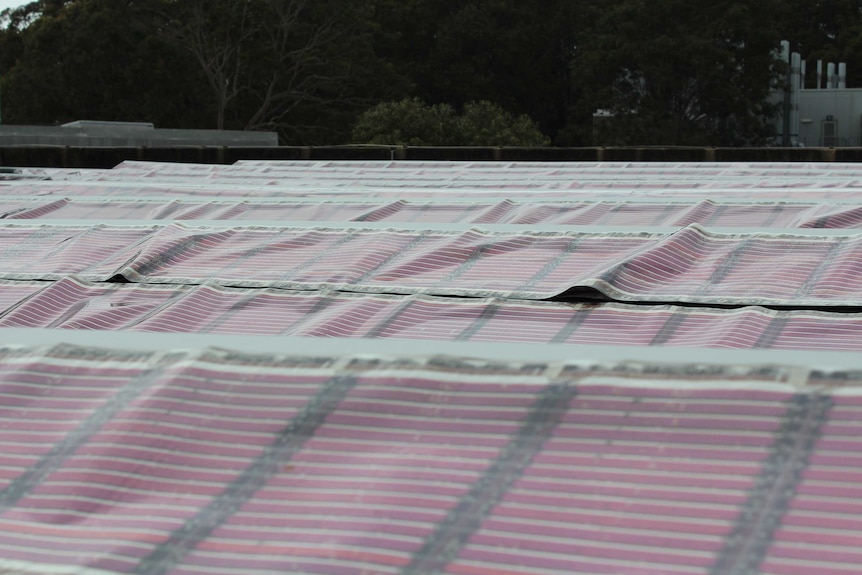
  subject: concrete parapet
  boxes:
[0,122,278,148]
[1,146,860,168]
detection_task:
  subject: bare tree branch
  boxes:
[151,0,364,137]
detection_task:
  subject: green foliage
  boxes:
[571,0,783,146]
[0,0,407,144]
[151,0,408,143]
[372,0,583,144]
[456,101,551,146]
[0,0,208,128]
[351,98,456,146]
[777,0,862,88]
[0,0,858,146]
[351,98,549,146]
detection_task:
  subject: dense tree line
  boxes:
[0,0,859,146]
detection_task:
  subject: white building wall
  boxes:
[796,89,862,147]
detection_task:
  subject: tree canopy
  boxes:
[0,0,858,145]
[572,0,784,146]
[351,98,550,146]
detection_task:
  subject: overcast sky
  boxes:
[0,1,23,13]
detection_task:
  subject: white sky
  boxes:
[0,1,24,13]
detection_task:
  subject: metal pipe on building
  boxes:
[839,62,847,89]
[817,60,823,89]
[801,59,806,89]
[828,62,836,88]
[777,44,799,146]
[790,52,801,143]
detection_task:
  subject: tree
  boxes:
[351,98,549,146]
[0,0,207,128]
[456,101,551,146]
[2,0,837,147]
[571,0,783,146]
[776,0,862,88]
[351,98,456,146]
[424,0,583,143]
[152,0,408,141]
[370,0,583,144]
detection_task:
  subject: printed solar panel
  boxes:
[2,159,862,575]
[0,344,856,575]
[7,197,862,227]
[2,223,862,306]
[446,382,793,575]
[6,278,862,350]
[15,160,862,202]
[757,392,862,575]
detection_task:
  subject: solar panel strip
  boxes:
[1,341,860,574]
[0,349,338,574]
[582,227,862,305]
[133,374,359,575]
[93,160,862,189]
[9,280,862,351]
[5,159,862,574]
[10,181,862,202]
[169,368,548,575]
[446,384,794,575]
[0,199,70,219]
[752,394,861,575]
[0,225,154,280]
[0,279,184,330]
[402,382,578,574]
[14,161,862,206]
[0,347,178,519]
[0,198,845,227]
[6,223,858,305]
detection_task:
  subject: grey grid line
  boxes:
[134,373,359,575]
[400,381,577,575]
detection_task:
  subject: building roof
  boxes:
[0,122,278,147]
[0,160,860,575]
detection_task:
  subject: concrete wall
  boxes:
[0,146,859,168]
[0,122,278,147]
[796,89,862,147]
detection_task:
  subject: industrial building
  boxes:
[776,40,862,147]
[0,120,278,147]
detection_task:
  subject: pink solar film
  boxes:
[7,278,862,350]
[758,393,862,575]
[0,345,856,575]
[447,383,792,575]
[7,197,862,227]
[84,160,862,195]
[3,159,862,575]
[14,160,862,202]
[0,225,153,280]
[2,223,862,305]
[0,345,331,573]
[0,280,48,313]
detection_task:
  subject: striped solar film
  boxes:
[0,223,861,306]
[0,344,856,575]
[4,278,862,350]
[1,159,861,575]
[5,197,862,227]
